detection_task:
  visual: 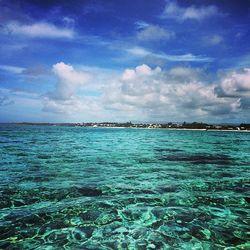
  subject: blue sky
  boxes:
[0,0,250,123]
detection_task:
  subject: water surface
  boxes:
[0,125,250,249]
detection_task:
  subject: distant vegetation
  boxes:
[13,122,250,131]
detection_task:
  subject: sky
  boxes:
[0,0,250,123]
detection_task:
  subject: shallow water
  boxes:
[0,125,250,249]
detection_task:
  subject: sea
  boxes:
[0,124,249,249]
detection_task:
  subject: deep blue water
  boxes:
[0,125,250,249]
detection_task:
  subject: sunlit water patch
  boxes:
[0,125,250,249]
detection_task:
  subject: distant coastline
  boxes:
[3,121,250,132]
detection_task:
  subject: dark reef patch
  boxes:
[37,154,51,159]
[158,185,178,193]
[74,186,103,197]
[155,148,183,153]
[159,153,233,165]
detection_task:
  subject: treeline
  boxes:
[12,122,250,130]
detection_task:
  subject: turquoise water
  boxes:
[0,125,250,249]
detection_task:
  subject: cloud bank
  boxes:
[103,65,249,121]
[3,61,250,122]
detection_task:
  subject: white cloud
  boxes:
[126,46,213,62]
[215,68,250,98]
[6,22,74,39]
[168,66,203,82]
[41,62,250,122]
[0,88,45,122]
[43,98,86,114]
[134,21,149,29]
[43,62,96,115]
[103,64,250,121]
[205,34,223,46]
[49,62,91,100]
[136,24,175,41]
[162,1,222,21]
[223,69,250,92]
[164,53,213,62]
[126,47,151,57]
[0,64,25,74]
[121,64,161,81]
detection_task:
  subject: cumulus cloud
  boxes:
[103,64,250,121]
[215,68,250,105]
[48,62,91,100]
[167,66,203,82]
[121,64,161,81]
[221,69,250,93]
[43,62,93,114]
[162,1,222,21]
[6,22,74,39]
[42,62,250,122]
[136,23,175,41]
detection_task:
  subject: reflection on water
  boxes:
[0,125,250,249]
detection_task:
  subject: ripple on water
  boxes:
[0,125,249,248]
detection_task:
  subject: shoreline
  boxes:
[84,126,250,132]
[1,123,250,132]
